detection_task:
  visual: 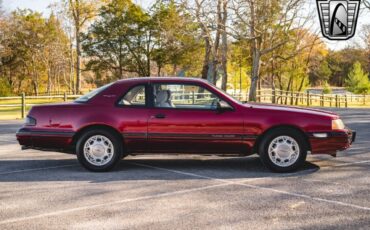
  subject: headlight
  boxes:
[332,119,345,130]
[25,116,36,126]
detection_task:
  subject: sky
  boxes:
[2,0,369,51]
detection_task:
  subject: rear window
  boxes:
[75,82,113,103]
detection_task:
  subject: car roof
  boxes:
[115,77,207,85]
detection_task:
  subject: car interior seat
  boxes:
[156,90,174,108]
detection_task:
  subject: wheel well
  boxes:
[252,125,311,154]
[72,124,123,147]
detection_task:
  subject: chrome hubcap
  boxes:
[268,136,300,167]
[83,135,114,166]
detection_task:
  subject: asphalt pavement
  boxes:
[0,108,369,229]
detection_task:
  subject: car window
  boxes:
[75,82,113,103]
[119,85,146,106]
[153,83,223,110]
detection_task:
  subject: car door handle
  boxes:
[154,114,166,119]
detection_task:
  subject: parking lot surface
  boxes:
[0,108,369,229]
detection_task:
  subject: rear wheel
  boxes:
[258,128,308,172]
[76,129,122,172]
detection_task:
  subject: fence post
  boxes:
[320,93,324,107]
[306,92,310,106]
[64,92,67,102]
[192,91,195,104]
[21,92,26,119]
[364,94,366,105]
[345,95,348,108]
[330,96,332,107]
[335,95,339,108]
[302,93,304,104]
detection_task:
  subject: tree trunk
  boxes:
[285,76,293,104]
[207,60,216,84]
[172,64,177,76]
[69,36,75,94]
[248,0,259,102]
[76,24,81,93]
[220,0,228,91]
[296,76,306,105]
[271,60,276,103]
[47,68,52,96]
[272,78,276,103]
[211,59,218,85]
[201,43,210,80]
[32,75,39,96]
[157,65,161,77]
[249,49,260,101]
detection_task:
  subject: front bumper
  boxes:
[308,129,355,154]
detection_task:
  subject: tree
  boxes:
[82,0,153,82]
[231,0,307,101]
[185,0,229,88]
[309,60,331,86]
[322,81,332,94]
[44,13,71,94]
[0,10,72,95]
[150,0,201,77]
[259,28,323,104]
[0,78,11,96]
[346,61,370,94]
[364,0,370,10]
[65,0,100,93]
[326,48,369,86]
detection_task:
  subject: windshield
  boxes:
[75,82,113,103]
[207,83,244,104]
[221,89,244,103]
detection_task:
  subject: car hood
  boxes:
[243,102,338,119]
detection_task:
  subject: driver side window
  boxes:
[153,83,226,110]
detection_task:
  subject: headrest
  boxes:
[156,90,169,102]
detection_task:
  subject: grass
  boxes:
[0,98,67,120]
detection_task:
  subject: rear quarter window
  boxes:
[75,83,114,103]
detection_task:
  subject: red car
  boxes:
[16,77,355,172]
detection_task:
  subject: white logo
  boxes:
[316,0,360,40]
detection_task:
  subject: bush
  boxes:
[0,78,12,96]
[322,82,332,94]
[346,61,370,94]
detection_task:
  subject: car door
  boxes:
[115,84,150,153]
[147,82,245,154]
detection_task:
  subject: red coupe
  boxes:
[16,77,355,172]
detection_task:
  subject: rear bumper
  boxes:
[308,129,355,154]
[16,128,75,150]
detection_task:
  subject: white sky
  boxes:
[2,0,369,51]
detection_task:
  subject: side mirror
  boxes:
[217,100,233,112]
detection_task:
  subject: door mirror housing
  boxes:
[217,100,233,112]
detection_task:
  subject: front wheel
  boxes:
[258,128,308,172]
[76,129,122,172]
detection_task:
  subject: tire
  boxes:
[76,129,123,172]
[258,128,308,172]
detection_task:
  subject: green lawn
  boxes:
[0,98,68,120]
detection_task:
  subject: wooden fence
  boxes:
[1,89,370,119]
[0,93,81,119]
[254,89,370,108]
